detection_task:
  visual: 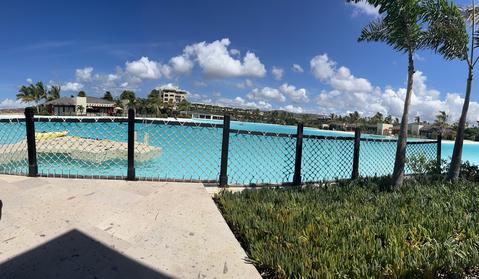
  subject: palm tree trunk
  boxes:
[391,50,415,189]
[447,65,473,180]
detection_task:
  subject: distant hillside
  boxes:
[0,108,25,115]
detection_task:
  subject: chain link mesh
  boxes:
[0,119,28,175]
[360,139,438,177]
[228,130,296,185]
[0,115,441,185]
[34,117,128,178]
[359,139,398,177]
[302,136,354,182]
[135,120,222,182]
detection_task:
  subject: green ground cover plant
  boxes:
[216,178,479,278]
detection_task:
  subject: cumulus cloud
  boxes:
[125,57,171,80]
[62,82,84,92]
[247,87,286,102]
[183,38,266,78]
[291,64,304,73]
[348,1,380,17]
[272,66,284,80]
[75,67,93,81]
[170,55,194,74]
[26,78,33,84]
[279,83,309,103]
[314,68,479,123]
[237,79,254,89]
[0,98,33,109]
[310,54,372,93]
[281,105,304,114]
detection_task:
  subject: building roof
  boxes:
[161,88,188,95]
[44,97,114,107]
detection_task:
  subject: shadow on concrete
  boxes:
[0,229,172,279]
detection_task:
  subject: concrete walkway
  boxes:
[0,175,260,279]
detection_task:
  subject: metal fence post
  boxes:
[127,108,136,181]
[351,127,361,180]
[219,115,231,187]
[293,123,304,186]
[25,107,38,177]
[436,132,442,174]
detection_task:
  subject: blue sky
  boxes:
[0,0,477,122]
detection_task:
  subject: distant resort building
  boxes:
[44,96,115,116]
[191,112,224,120]
[159,87,187,104]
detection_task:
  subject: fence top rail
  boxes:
[136,118,223,128]
[0,117,25,123]
[229,129,296,138]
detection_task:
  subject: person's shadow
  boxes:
[0,229,172,279]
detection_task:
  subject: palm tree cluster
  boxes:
[351,0,474,188]
[16,81,61,113]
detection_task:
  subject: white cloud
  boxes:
[310,54,336,82]
[247,87,286,102]
[183,38,266,78]
[75,67,93,81]
[236,79,254,89]
[217,96,272,110]
[291,64,304,73]
[310,54,372,93]
[62,82,84,92]
[349,1,380,17]
[0,98,33,109]
[26,78,33,84]
[230,49,240,56]
[125,57,171,80]
[272,66,284,80]
[279,83,309,103]
[281,105,304,114]
[313,67,479,123]
[170,55,194,74]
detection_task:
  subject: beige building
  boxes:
[377,123,393,136]
[44,96,115,116]
[408,123,424,136]
[160,88,187,104]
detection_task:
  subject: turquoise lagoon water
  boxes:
[0,119,477,184]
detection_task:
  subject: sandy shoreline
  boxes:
[442,139,479,145]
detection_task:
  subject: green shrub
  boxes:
[215,180,479,278]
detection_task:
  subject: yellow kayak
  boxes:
[36,131,69,140]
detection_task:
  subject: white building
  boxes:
[159,87,187,104]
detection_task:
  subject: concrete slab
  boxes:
[0,175,260,279]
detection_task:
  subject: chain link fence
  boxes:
[0,119,28,175]
[34,117,128,178]
[302,135,355,182]
[228,130,296,185]
[135,119,222,182]
[0,112,440,185]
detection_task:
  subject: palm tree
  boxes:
[448,1,479,180]
[435,110,449,133]
[47,85,61,101]
[147,89,163,117]
[16,81,48,113]
[351,0,467,189]
[415,115,421,124]
[102,91,113,101]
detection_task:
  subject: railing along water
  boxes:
[0,109,440,185]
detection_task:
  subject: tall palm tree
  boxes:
[415,115,421,124]
[47,85,61,101]
[351,0,467,189]
[448,1,479,180]
[147,89,163,117]
[16,81,48,113]
[435,110,449,133]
